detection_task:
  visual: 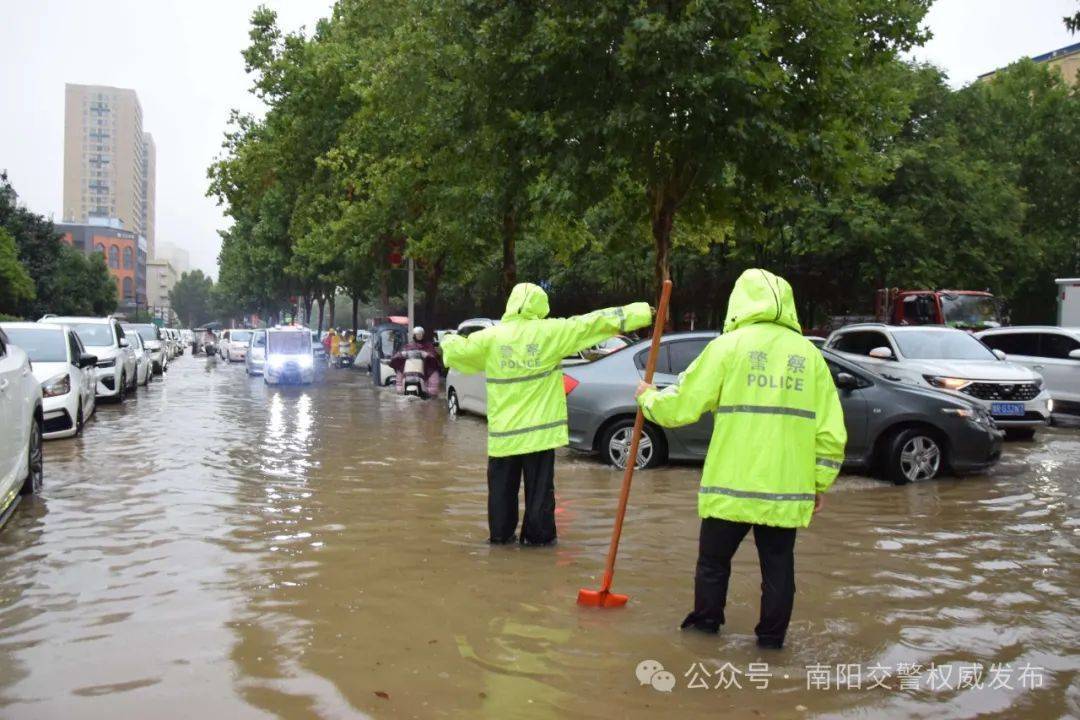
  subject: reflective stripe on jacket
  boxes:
[637,269,846,528]
[442,283,652,457]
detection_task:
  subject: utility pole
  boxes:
[407,257,415,333]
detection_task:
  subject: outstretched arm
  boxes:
[548,302,652,358]
[440,331,490,375]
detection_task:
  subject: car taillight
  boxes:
[563,374,579,395]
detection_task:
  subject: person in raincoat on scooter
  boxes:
[389,326,441,396]
[441,283,652,545]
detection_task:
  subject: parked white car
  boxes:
[220,329,253,362]
[39,316,138,402]
[0,327,44,523]
[124,323,167,374]
[445,318,499,416]
[127,331,152,387]
[977,326,1080,415]
[1,322,98,439]
[826,324,1051,436]
[169,328,184,356]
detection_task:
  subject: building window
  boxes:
[122,277,134,301]
[123,246,133,269]
[94,242,106,255]
[108,245,119,269]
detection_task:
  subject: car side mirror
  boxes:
[992,349,1007,361]
[119,337,129,348]
[79,353,98,368]
[835,372,859,390]
[868,346,894,360]
[1070,349,1080,360]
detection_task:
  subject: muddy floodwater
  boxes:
[1,355,1077,719]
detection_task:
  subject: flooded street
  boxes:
[1,355,1077,719]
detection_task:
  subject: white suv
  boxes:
[0,327,44,523]
[826,324,1051,437]
[39,316,138,402]
[1,322,98,439]
[977,326,1080,415]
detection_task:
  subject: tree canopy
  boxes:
[170,270,216,328]
[0,172,116,319]
[209,2,1079,329]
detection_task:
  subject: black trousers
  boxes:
[487,449,556,545]
[683,518,797,647]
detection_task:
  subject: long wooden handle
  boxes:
[599,280,673,592]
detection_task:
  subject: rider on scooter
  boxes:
[389,326,442,396]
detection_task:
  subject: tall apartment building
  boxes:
[62,84,156,258]
[142,132,156,255]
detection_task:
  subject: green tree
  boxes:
[0,171,116,318]
[488,0,930,296]
[170,270,216,327]
[47,244,117,316]
[0,227,35,313]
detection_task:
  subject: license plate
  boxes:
[991,402,1025,417]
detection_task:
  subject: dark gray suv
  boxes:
[565,333,1004,484]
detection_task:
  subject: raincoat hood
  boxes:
[724,269,801,334]
[502,283,550,322]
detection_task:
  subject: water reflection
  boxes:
[0,358,1075,719]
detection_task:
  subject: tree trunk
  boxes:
[316,296,325,334]
[328,293,336,330]
[379,267,390,317]
[649,185,676,328]
[351,295,359,335]
[501,209,517,295]
[423,254,446,327]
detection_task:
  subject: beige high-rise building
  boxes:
[62,84,156,256]
[141,132,156,257]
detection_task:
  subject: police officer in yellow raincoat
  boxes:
[635,269,846,648]
[442,283,652,545]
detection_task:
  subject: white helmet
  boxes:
[412,326,425,340]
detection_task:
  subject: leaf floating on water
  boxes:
[374,691,390,700]
[478,692,487,699]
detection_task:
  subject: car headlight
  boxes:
[42,374,71,398]
[269,357,285,369]
[925,375,972,391]
[298,354,313,368]
[942,406,992,425]
[96,358,116,368]
[1047,398,1054,414]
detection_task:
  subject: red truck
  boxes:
[874,288,1005,330]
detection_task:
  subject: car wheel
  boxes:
[75,401,84,437]
[20,416,43,495]
[447,389,460,417]
[1004,427,1036,441]
[601,419,665,470]
[117,372,127,402]
[885,428,943,485]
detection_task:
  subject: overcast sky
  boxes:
[1,0,1076,277]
